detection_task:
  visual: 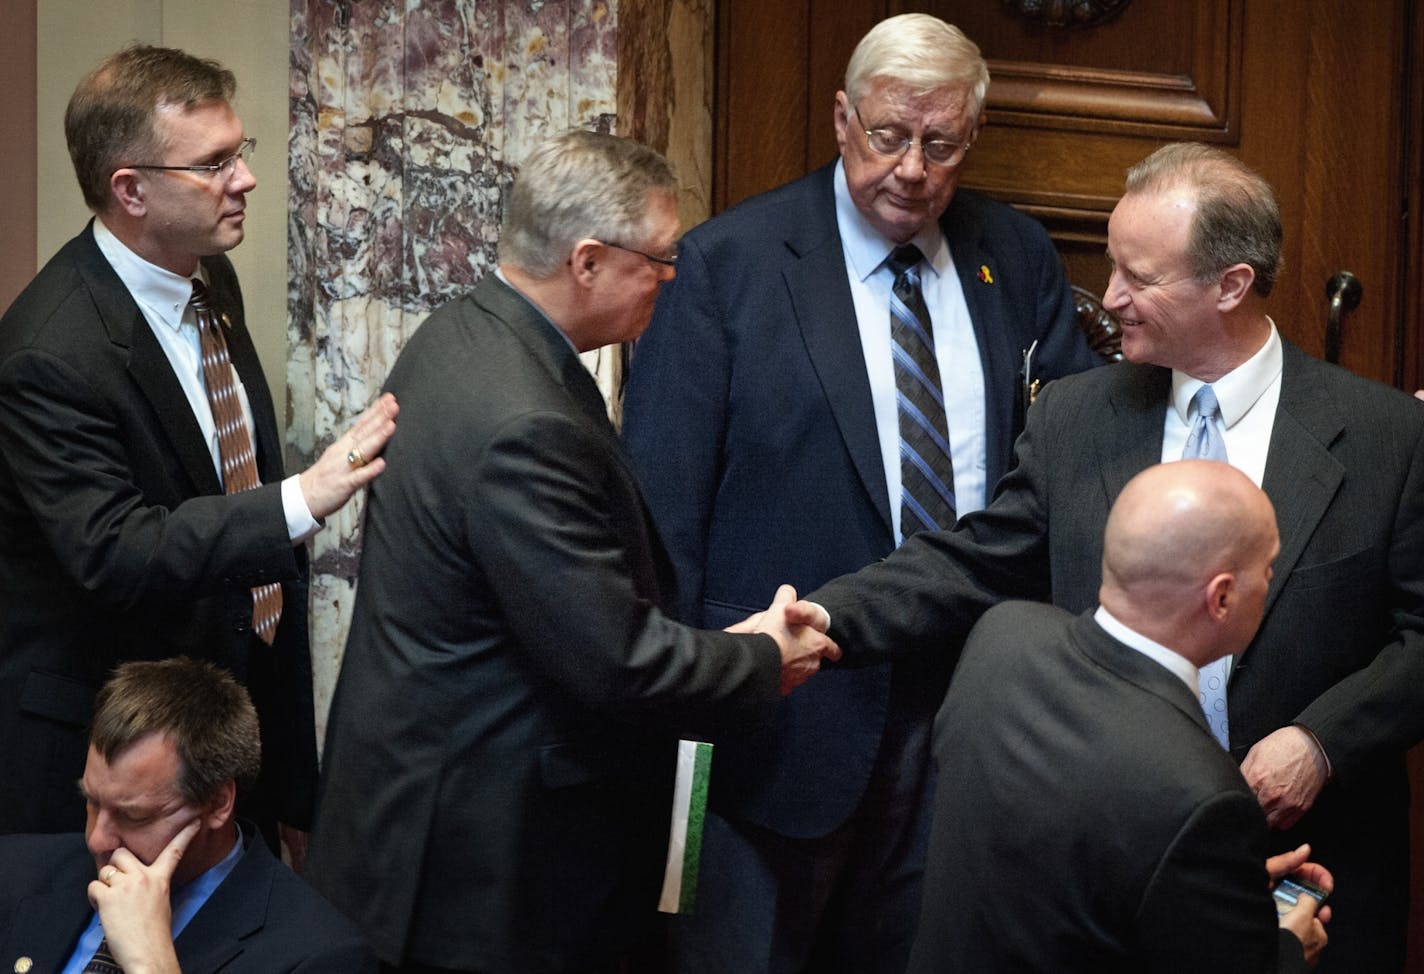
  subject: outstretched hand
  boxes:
[739,584,841,695]
[299,392,399,520]
[87,819,200,974]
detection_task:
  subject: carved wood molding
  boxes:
[987,0,1243,141]
[1000,0,1130,29]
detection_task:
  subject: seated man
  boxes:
[909,461,1331,972]
[0,658,375,973]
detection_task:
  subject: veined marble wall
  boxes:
[288,0,619,740]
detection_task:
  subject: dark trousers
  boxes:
[668,676,936,974]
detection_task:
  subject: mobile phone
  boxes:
[1273,874,1329,917]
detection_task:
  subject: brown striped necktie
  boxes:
[190,279,282,645]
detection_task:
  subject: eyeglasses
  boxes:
[127,137,256,179]
[600,240,678,267]
[854,108,971,168]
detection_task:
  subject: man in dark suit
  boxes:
[0,45,396,853]
[621,14,1098,972]
[306,129,841,974]
[807,143,1424,972]
[0,658,375,973]
[909,460,1331,972]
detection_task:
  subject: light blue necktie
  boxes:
[1183,384,1231,748]
[887,245,955,542]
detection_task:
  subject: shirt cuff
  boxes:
[281,475,322,543]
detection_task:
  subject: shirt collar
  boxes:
[832,159,948,284]
[1170,320,1283,429]
[92,217,202,334]
[1094,605,1199,697]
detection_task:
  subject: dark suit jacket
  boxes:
[909,603,1306,974]
[306,276,782,971]
[0,822,375,973]
[622,162,1099,837]
[0,225,316,835]
[814,343,1424,971]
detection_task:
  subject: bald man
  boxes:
[907,460,1330,973]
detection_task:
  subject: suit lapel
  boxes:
[1101,364,1171,499]
[1,839,96,973]
[174,825,271,971]
[73,226,222,496]
[1257,343,1345,622]
[2,883,92,973]
[943,198,1020,487]
[784,167,894,536]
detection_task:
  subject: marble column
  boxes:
[288,0,618,739]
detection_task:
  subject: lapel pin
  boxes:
[15,958,34,973]
[978,264,994,285]
[220,311,234,331]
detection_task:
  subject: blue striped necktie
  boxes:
[888,244,956,540]
[1183,383,1231,748]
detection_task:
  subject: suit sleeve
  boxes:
[1135,791,1307,974]
[621,234,730,626]
[0,347,300,610]
[468,408,779,733]
[1295,412,1424,774]
[808,372,1064,664]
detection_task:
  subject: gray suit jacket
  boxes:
[814,343,1424,971]
[909,603,1306,973]
[307,276,781,971]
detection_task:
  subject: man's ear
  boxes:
[109,169,147,218]
[1204,572,1235,622]
[568,239,603,287]
[833,91,853,157]
[201,778,237,830]
[1216,263,1255,311]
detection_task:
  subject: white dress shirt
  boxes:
[91,219,317,541]
[833,160,988,542]
[1159,321,1284,488]
[1095,605,1200,698]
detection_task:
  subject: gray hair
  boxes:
[90,657,260,806]
[498,129,677,278]
[1125,143,1282,297]
[844,14,990,117]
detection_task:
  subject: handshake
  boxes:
[728,584,842,695]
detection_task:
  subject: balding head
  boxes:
[1101,460,1278,664]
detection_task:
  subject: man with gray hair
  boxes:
[622,13,1098,972]
[0,658,375,973]
[306,129,841,974]
[806,142,1424,972]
